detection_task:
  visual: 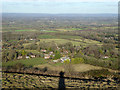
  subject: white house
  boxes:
[103,56,109,59]
[30,39,33,41]
[17,56,22,59]
[26,56,30,59]
[49,51,53,55]
[60,56,71,63]
[41,49,47,53]
[30,55,36,58]
[53,60,59,63]
[44,54,50,59]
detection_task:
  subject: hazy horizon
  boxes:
[2,12,118,15]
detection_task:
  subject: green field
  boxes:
[38,38,101,46]
[15,29,36,32]
[39,34,81,39]
[2,58,47,67]
[38,35,56,39]
[17,50,39,54]
[44,30,57,32]
[38,39,81,45]
[56,28,83,31]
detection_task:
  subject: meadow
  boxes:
[2,58,47,67]
[2,57,105,73]
[56,28,83,31]
[15,29,36,32]
[37,38,101,47]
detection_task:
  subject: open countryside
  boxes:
[2,13,119,89]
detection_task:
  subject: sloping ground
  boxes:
[2,72,120,89]
[73,64,102,72]
[35,63,103,73]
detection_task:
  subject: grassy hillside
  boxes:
[2,58,47,67]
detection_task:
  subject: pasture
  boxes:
[34,63,103,72]
[38,38,102,46]
[38,35,56,39]
[2,58,47,67]
[15,29,36,32]
[56,28,83,31]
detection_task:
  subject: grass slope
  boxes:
[2,58,46,67]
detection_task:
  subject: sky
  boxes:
[2,0,118,14]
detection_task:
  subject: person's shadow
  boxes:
[58,71,66,90]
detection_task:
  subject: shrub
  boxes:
[86,69,111,77]
[12,63,25,69]
[64,59,70,64]
[43,67,48,72]
[71,58,84,64]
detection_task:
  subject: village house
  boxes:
[27,52,36,58]
[53,60,59,63]
[49,51,53,55]
[52,54,55,57]
[44,54,50,59]
[41,49,47,53]
[17,56,22,59]
[60,56,71,63]
[103,56,109,59]
[26,56,30,59]
[30,55,36,58]
[30,39,34,41]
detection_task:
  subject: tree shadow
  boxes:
[58,71,66,90]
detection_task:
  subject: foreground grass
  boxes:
[3,72,119,89]
[2,58,47,67]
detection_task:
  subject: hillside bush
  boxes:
[12,63,25,69]
[71,58,84,64]
[64,59,70,64]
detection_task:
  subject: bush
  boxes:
[85,69,111,77]
[71,58,84,64]
[64,59,70,64]
[12,63,25,69]
[43,67,48,72]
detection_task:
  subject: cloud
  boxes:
[2,0,118,14]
